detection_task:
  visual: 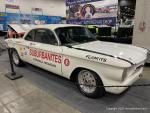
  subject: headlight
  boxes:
[122,68,127,81]
[122,64,144,81]
[122,66,135,81]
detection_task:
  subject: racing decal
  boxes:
[33,58,56,67]
[19,47,29,56]
[24,47,28,56]
[19,47,23,51]
[64,59,70,66]
[19,47,24,56]
[86,55,107,62]
[29,48,62,64]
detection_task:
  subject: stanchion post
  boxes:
[5,48,23,80]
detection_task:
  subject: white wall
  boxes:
[133,0,150,63]
[133,0,150,47]
[0,0,66,17]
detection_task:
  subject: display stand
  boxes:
[5,48,23,80]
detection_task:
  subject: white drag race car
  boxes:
[5,24,148,98]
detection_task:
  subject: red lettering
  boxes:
[29,48,62,64]
[42,52,45,59]
[52,54,55,62]
[37,51,42,58]
[58,55,62,63]
[35,50,37,57]
[33,50,35,56]
[47,53,51,61]
[64,59,70,66]
[55,55,58,63]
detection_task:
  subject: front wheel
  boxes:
[11,49,24,67]
[76,69,105,98]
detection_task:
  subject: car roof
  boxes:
[32,24,83,30]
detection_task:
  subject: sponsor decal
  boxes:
[29,48,62,64]
[86,55,107,62]
[24,48,28,56]
[64,59,70,66]
[19,47,23,56]
[19,47,29,56]
[33,58,56,67]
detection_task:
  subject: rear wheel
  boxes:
[76,69,105,98]
[12,49,24,67]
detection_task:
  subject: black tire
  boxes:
[76,69,105,98]
[11,49,24,67]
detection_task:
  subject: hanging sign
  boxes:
[66,0,118,26]
[5,4,20,9]
[32,8,43,12]
[6,0,15,2]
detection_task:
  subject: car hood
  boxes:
[72,41,147,65]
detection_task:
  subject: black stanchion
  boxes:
[5,48,23,80]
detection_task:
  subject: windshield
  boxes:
[55,27,97,45]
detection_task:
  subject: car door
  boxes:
[29,28,62,75]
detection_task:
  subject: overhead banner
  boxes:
[0,12,62,31]
[6,0,15,2]
[66,0,118,26]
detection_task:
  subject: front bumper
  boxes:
[105,67,143,94]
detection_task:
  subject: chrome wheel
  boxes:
[12,51,19,65]
[78,70,96,94]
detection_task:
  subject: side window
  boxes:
[34,29,57,45]
[25,30,35,41]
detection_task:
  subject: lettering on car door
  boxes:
[29,28,62,75]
